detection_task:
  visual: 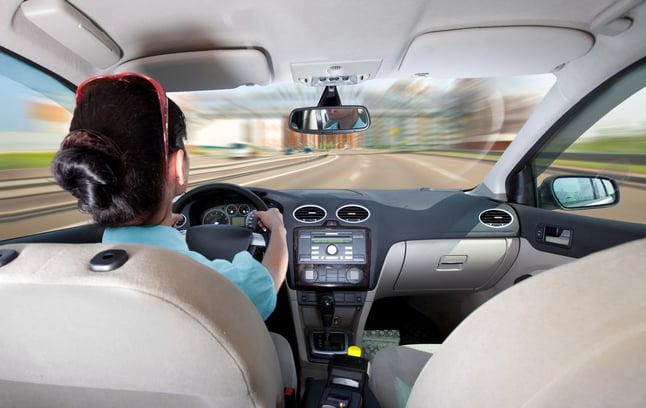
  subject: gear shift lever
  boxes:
[310,294,348,357]
[320,294,335,327]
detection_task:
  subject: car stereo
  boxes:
[293,227,370,289]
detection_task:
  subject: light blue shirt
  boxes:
[325,117,367,130]
[102,225,276,320]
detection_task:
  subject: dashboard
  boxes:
[173,185,521,294]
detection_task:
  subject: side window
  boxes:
[0,50,76,240]
[535,82,646,224]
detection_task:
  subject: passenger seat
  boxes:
[370,238,646,407]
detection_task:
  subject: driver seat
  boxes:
[0,243,295,407]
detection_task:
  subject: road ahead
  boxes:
[234,151,490,190]
[2,151,644,240]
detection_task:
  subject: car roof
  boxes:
[2,0,646,91]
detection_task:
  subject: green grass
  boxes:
[551,159,646,174]
[567,136,646,154]
[418,148,646,174]
[0,152,56,169]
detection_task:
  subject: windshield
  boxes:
[0,47,555,239]
[169,76,555,190]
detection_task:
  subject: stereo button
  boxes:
[346,268,362,283]
[326,270,339,282]
[326,244,338,255]
[303,269,317,282]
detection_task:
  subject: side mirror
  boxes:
[538,175,619,210]
[289,106,370,134]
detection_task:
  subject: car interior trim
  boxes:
[399,26,594,77]
[116,49,273,92]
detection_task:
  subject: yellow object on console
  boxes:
[348,345,362,358]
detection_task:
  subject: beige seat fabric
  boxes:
[368,343,437,408]
[403,237,646,408]
[0,243,293,407]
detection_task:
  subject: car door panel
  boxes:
[512,204,646,258]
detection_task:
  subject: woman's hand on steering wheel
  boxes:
[254,208,284,233]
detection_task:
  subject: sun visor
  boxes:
[20,0,122,68]
[399,26,594,78]
[117,49,272,92]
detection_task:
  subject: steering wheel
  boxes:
[172,183,269,261]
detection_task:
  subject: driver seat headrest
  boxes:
[0,243,285,407]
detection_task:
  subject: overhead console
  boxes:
[293,226,371,290]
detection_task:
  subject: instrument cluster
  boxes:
[201,203,256,228]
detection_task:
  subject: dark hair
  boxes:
[52,79,186,226]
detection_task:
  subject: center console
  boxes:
[286,220,380,406]
[301,349,379,408]
[292,225,372,363]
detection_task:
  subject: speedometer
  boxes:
[202,209,229,225]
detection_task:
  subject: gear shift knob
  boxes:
[320,294,335,327]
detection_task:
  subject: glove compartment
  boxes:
[385,238,519,294]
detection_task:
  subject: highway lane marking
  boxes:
[240,154,339,186]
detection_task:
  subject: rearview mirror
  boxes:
[289,106,370,134]
[538,175,619,210]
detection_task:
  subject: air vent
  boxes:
[293,205,327,223]
[479,209,514,228]
[336,204,371,223]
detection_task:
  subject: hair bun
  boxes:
[61,129,124,158]
[53,130,126,214]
